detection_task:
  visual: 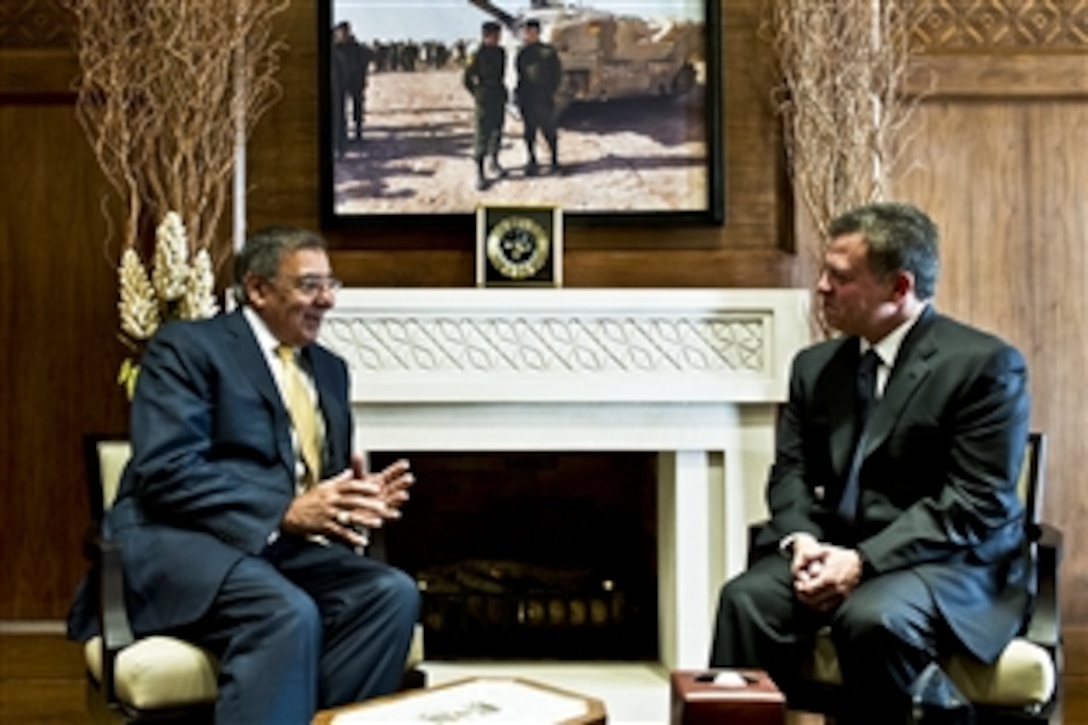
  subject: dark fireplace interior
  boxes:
[370,451,659,661]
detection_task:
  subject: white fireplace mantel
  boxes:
[321,288,811,669]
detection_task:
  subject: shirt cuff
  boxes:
[779,532,799,558]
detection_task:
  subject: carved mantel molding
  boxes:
[321,288,810,404]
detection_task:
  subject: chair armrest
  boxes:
[94,535,134,705]
[1024,523,1062,652]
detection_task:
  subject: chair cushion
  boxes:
[406,622,425,670]
[85,624,425,709]
[84,635,218,709]
[804,632,1055,709]
[942,638,1056,708]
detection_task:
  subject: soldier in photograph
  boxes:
[515,18,562,175]
[463,21,508,190]
[331,21,372,156]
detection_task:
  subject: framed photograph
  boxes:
[476,203,563,287]
[318,0,723,232]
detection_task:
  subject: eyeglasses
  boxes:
[277,274,343,296]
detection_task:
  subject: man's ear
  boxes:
[243,272,267,309]
[890,270,915,302]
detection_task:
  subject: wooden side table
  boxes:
[671,669,786,725]
[313,676,606,724]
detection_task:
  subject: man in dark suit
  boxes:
[68,227,420,722]
[710,203,1031,722]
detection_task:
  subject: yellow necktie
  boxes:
[276,345,321,487]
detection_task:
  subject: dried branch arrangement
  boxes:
[69,0,290,260]
[768,0,924,247]
[71,0,293,391]
[68,0,289,354]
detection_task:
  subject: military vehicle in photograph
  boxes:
[468,0,702,112]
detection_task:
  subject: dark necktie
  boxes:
[854,348,880,435]
[836,349,881,526]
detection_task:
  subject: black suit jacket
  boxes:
[69,310,353,639]
[755,308,1031,662]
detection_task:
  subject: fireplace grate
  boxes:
[417,559,656,660]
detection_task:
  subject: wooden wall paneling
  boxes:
[909,54,1088,99]
[0,49,79,100]
[322,247,797,289]
[899,101,1033,334]
[910,0,1088,54]
[0,99,129,617]
[0,0,71,50]
[1026,100,1088,624]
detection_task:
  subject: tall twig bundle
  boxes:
[68,0,289,265]
[769,0,923,244]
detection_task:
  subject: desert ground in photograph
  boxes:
[332,66,708,216]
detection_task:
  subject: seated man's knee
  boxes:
[374,567,422,617]
[830,594,924,654]
[719,572,756,607]
[269,586,322,646]
[718,563,786,613]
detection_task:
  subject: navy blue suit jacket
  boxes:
[754,308,1032,663]
[69,310,353,639]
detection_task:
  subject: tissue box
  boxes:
[670,669,785,725]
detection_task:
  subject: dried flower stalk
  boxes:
[68,0,289,266]
[181,248,221,322]
[118,248,160,342]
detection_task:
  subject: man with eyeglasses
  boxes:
[67,227,419,722]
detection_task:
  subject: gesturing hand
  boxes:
[354,453,413,517]
[281,455,414,549]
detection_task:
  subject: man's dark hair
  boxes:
[482,21,501,35]
[233,227,327,306]
[829,202,940,300]
[525,19,541,31]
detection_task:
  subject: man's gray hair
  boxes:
[828,202,940,300]
[232,227,328,306]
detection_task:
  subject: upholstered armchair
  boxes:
[80,436,426,722]
[749,433,1062,723]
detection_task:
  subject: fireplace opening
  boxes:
[371,451,659,661]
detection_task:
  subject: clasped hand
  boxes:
[282,453,414,549]
[790,533,864,612]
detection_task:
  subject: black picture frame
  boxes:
[318,0,723,237]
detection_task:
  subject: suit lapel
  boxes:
[224,311,296,475]
[861,308,938,458]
